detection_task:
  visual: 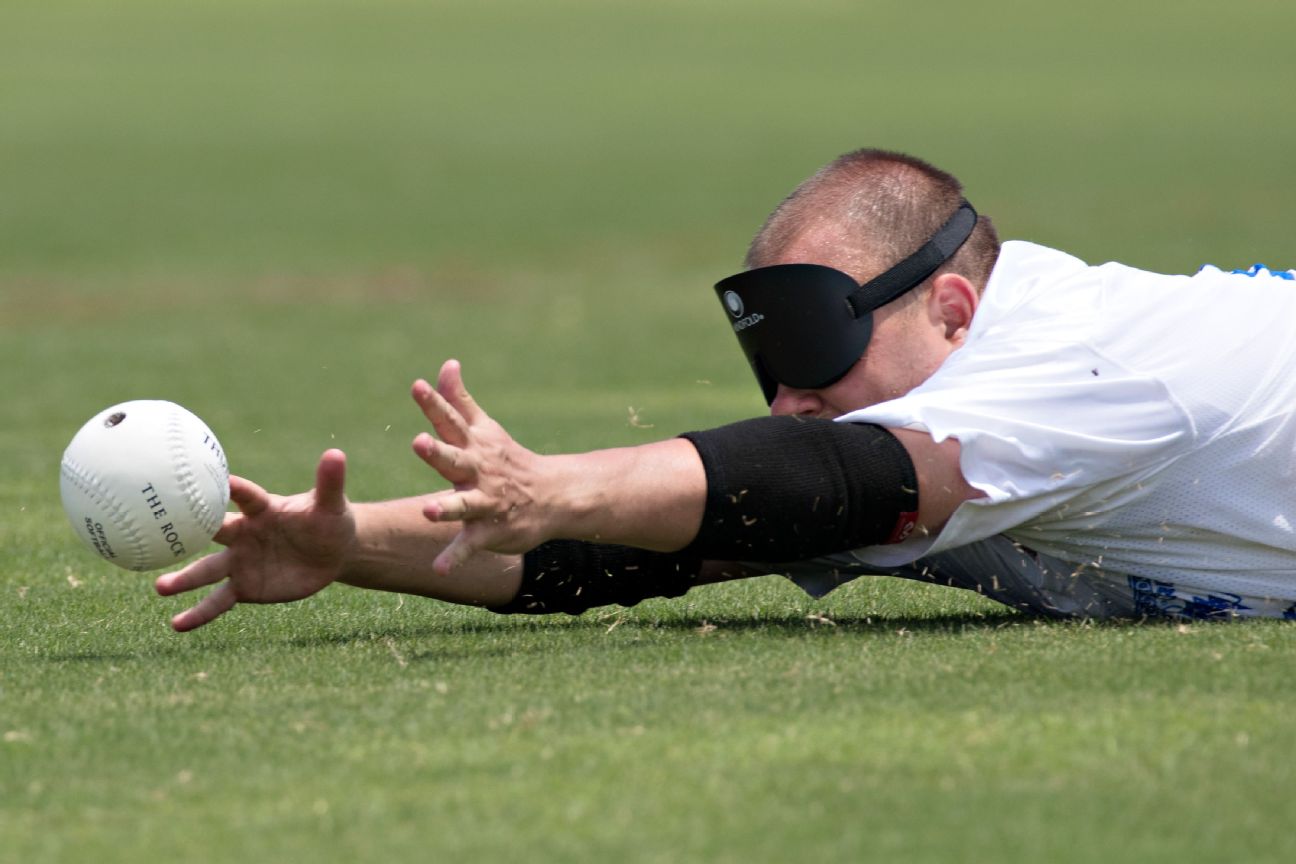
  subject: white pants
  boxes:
[780,535,1296,620]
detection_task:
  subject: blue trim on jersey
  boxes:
[1197,263,1296,279]
[1231,264,1296,280]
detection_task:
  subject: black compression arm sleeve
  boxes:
[488,541,704,616]
[678,416,918,562]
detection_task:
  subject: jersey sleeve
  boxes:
[838,335,1196,567]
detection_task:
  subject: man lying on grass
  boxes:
[157,148,1296,628]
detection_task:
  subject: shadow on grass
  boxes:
[632,610,1031,633]
[277,606,1053,649]
[38,644,191,664]
[35,607,1167,665]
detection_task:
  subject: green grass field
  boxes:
[4,1,1296,861]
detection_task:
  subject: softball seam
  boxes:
[60,454,150,570]
[166,407,222,538]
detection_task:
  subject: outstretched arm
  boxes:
[156,359,979,631]
[155,449,524,632]
[410,363,708,572]
[414,360,980,571]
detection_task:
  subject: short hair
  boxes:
[744,148,1001,293]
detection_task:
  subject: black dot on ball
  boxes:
[104,412,127,428]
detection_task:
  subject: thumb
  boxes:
[314,449,348,513]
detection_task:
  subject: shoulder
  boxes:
[983,241,1091,298]
[965,241,1102,341]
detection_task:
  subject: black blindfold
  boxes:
[715,200,978,404]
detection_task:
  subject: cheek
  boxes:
[865,352,908,395]
[859,353,927,404]
[825,373,891,414]
[825,331,938,413]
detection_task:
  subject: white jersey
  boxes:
[838,240,1296,610]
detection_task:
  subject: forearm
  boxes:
[343,498,523,606]
[344,492,744,614]
[538,438,707,551]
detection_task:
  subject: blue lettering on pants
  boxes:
[1127,576,1251,620]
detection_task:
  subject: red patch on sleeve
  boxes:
[885,512,919,544]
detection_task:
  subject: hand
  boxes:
[411,360,549,575]
[154,449,356,631]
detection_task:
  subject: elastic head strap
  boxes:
[845,200,978,317]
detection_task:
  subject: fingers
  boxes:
[212,510,244,545]
[409,359,487,447]
[412,432,476,485]
[437,359,484,424]
[411,378,471,447]
[170,582,238,633]
[421,489,496,522]
[229,475,271,518]
[158,553,238,633]
[155,549,231,596]
[314,448,348,514]
[433,532,478,577]
[159,454,351,635]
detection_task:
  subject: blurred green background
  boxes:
[3,1,1296,862]
[6,0,1295,490]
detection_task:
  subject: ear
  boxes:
[927,273,979,344]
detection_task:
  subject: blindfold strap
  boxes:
[845,200,979,317]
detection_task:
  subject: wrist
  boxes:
[339,498,444,588]
[336,501,383,586]
[531,451,602,543]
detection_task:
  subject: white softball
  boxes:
[60,400,231,572]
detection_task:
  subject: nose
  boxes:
[769,385,823,417]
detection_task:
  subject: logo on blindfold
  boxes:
[724,291,744,318]
[724,290,765,332]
